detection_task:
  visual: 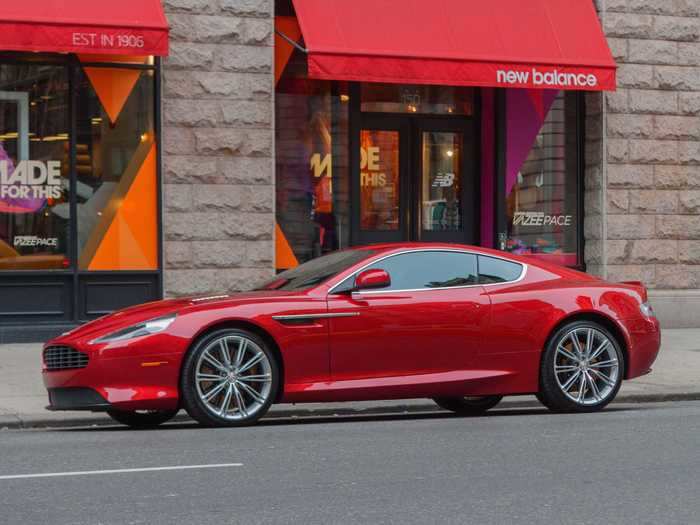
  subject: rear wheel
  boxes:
[538,321,624,413]
[433,395,503,415]
[107,409,179,429]
[181,329,279,427]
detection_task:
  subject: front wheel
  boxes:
[538,321,624,413]
[433,395,503,415]
[107,409,179,429]
[181,329,279,427]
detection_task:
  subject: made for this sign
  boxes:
[0,160,63,200]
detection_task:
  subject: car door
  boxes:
[325,250,491,381]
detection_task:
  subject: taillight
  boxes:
[640,302,655,319]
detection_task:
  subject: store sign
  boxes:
[13,236,58,248]
[496,68,598,89]
[1,161,62,199]
[72,32,146,50]
[310,153,332,178]
[360,147,387,188]
[0,160,62,213]
[513,211,573,227]
[432,173,455,188]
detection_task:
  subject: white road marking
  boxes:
[0,463,243,481]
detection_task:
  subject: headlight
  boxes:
[640,302,655,319]
[89,314,177,344]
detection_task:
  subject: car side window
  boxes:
[363,251,478,291]
[478,256,523,284]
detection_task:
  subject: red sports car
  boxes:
[42,243,661,428]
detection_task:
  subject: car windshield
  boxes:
[255,249,376,291]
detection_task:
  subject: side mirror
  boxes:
[354,269,391,291]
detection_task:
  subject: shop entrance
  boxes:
[352,114,477,246]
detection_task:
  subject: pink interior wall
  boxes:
[505,89,558,196]
[503,88,577,267]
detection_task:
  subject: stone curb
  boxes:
[2,391,700,430]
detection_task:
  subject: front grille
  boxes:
[43,346,89,371]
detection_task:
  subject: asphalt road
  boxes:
[1,401,699,525]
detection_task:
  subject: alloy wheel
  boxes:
[553,327,620,406]
[194,334,273,421]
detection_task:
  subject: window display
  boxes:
[76,66,157,270]
[275,47,350,269]
[0,64,70,270]
[504,90,580,267]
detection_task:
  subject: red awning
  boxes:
[0,1,169,56]
[291,0,616,91]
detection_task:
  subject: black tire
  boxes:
[538,320,624,413]
[107,409,179,429]
[535,392,554,410]
[180,328,280,427]
[433,395,503,415]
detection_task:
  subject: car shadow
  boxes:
[53,404,639,432]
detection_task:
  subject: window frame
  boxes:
[0,53,162,279]
[495,90,585,271]
[328,248,526,295]
[0,52,163,325]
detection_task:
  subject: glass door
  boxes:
[351,115,476,246]
[353,115,409,245]
[414,118,476,244]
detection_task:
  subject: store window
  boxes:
[504,91,581,267]
[76,66,157,270]
[0,64,70,270]
[0,58,159,273]
[361,84,474,115]
[275,46,350,269]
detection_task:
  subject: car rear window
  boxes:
[478,256,523,284]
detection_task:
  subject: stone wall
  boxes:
[583,88,605,279]
[599,0,700,290]
[161,0,275,296]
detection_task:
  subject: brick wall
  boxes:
[161,0,275,296]
[598,0,700,289]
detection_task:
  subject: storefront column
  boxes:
[161,1,276,297]
[583,90,605,278]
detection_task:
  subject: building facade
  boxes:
[0,0,698,342]
[587,0,700,327]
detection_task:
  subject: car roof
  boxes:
[346,242,595,281]
[349,242,514,259]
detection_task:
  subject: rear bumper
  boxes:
[623,317,661,379]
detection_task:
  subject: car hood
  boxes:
[52,290,303,343]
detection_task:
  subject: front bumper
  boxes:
[42,333,188,412]
[46,388,112,411]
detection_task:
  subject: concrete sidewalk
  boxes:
[1,329,699,429]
